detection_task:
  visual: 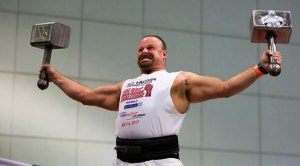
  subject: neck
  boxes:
[140,68,165,75]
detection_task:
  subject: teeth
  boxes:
[140,58,151,62]
[140,55,152,62]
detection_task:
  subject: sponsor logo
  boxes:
[119,111,146,120]
[126,78,156,87]
[121,83,154,102]
[124,100,143,109]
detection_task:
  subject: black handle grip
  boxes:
[38,69,49,90]
[38,47,52,90]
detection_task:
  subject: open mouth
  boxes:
[139,54,153,63]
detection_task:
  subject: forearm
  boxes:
[51,72,92,103]
[223,65,264,97]
[186,65,266,103]
[224,50,281,97]
[50,70,122,110]
[187,51,281,102]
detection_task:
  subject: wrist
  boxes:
[253,62,268,77]
[258,62,269,74]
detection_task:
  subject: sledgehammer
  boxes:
[30,22,70,90]
[250,10,292,76]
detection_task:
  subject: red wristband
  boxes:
[253,65,265,77]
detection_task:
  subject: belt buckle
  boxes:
[114,145,141,154]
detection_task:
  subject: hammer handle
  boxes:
[267,34,281,76]
[38,47,52,90]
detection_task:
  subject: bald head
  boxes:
[142,35,167,50]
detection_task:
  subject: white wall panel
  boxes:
[203,151,259,166]
[0,12,16,71]
[0,0,18,11]
[77,142,116,166]
[179,104,201,148]
[145,0,201,32]
[0,73,14,134]
[262,155,300,166]
[261,97,300,154]
[180,148,201,166]
[0,136,10,158]
[12,74,78,139]
[81,21,141,81]
[11,137,76,166]
[203,95,260,151]
[203,0,256,37]
[19,0,81,18]
[83,0,143,25]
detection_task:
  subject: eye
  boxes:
[147,46,155,50]
[138,48,143,52]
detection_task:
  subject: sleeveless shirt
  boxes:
[115,70,185,139]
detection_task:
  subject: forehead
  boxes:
[139,37,163,48]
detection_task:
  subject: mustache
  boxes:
[139,53,153,61]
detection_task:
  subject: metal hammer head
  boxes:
[30,22,71,49]
[250,10,292,43]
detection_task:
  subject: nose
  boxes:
[142,48,149,53]
[138,48,149,56]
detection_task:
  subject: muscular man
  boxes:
[40,35,281,166]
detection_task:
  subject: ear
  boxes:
[162,50,168,61]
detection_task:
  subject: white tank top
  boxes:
[116,70,185,139]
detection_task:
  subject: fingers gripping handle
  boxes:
[38,48,52,90]
[267,34,281,76]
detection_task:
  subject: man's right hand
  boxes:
[39,64,58,82]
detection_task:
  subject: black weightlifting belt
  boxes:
[114,135,179,163]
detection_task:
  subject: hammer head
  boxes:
[30,22,71,49]
[250,10,292,43]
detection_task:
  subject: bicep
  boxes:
[186,72,227,103]
[83,82,123,111]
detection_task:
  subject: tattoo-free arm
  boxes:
[43,64,122,111]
